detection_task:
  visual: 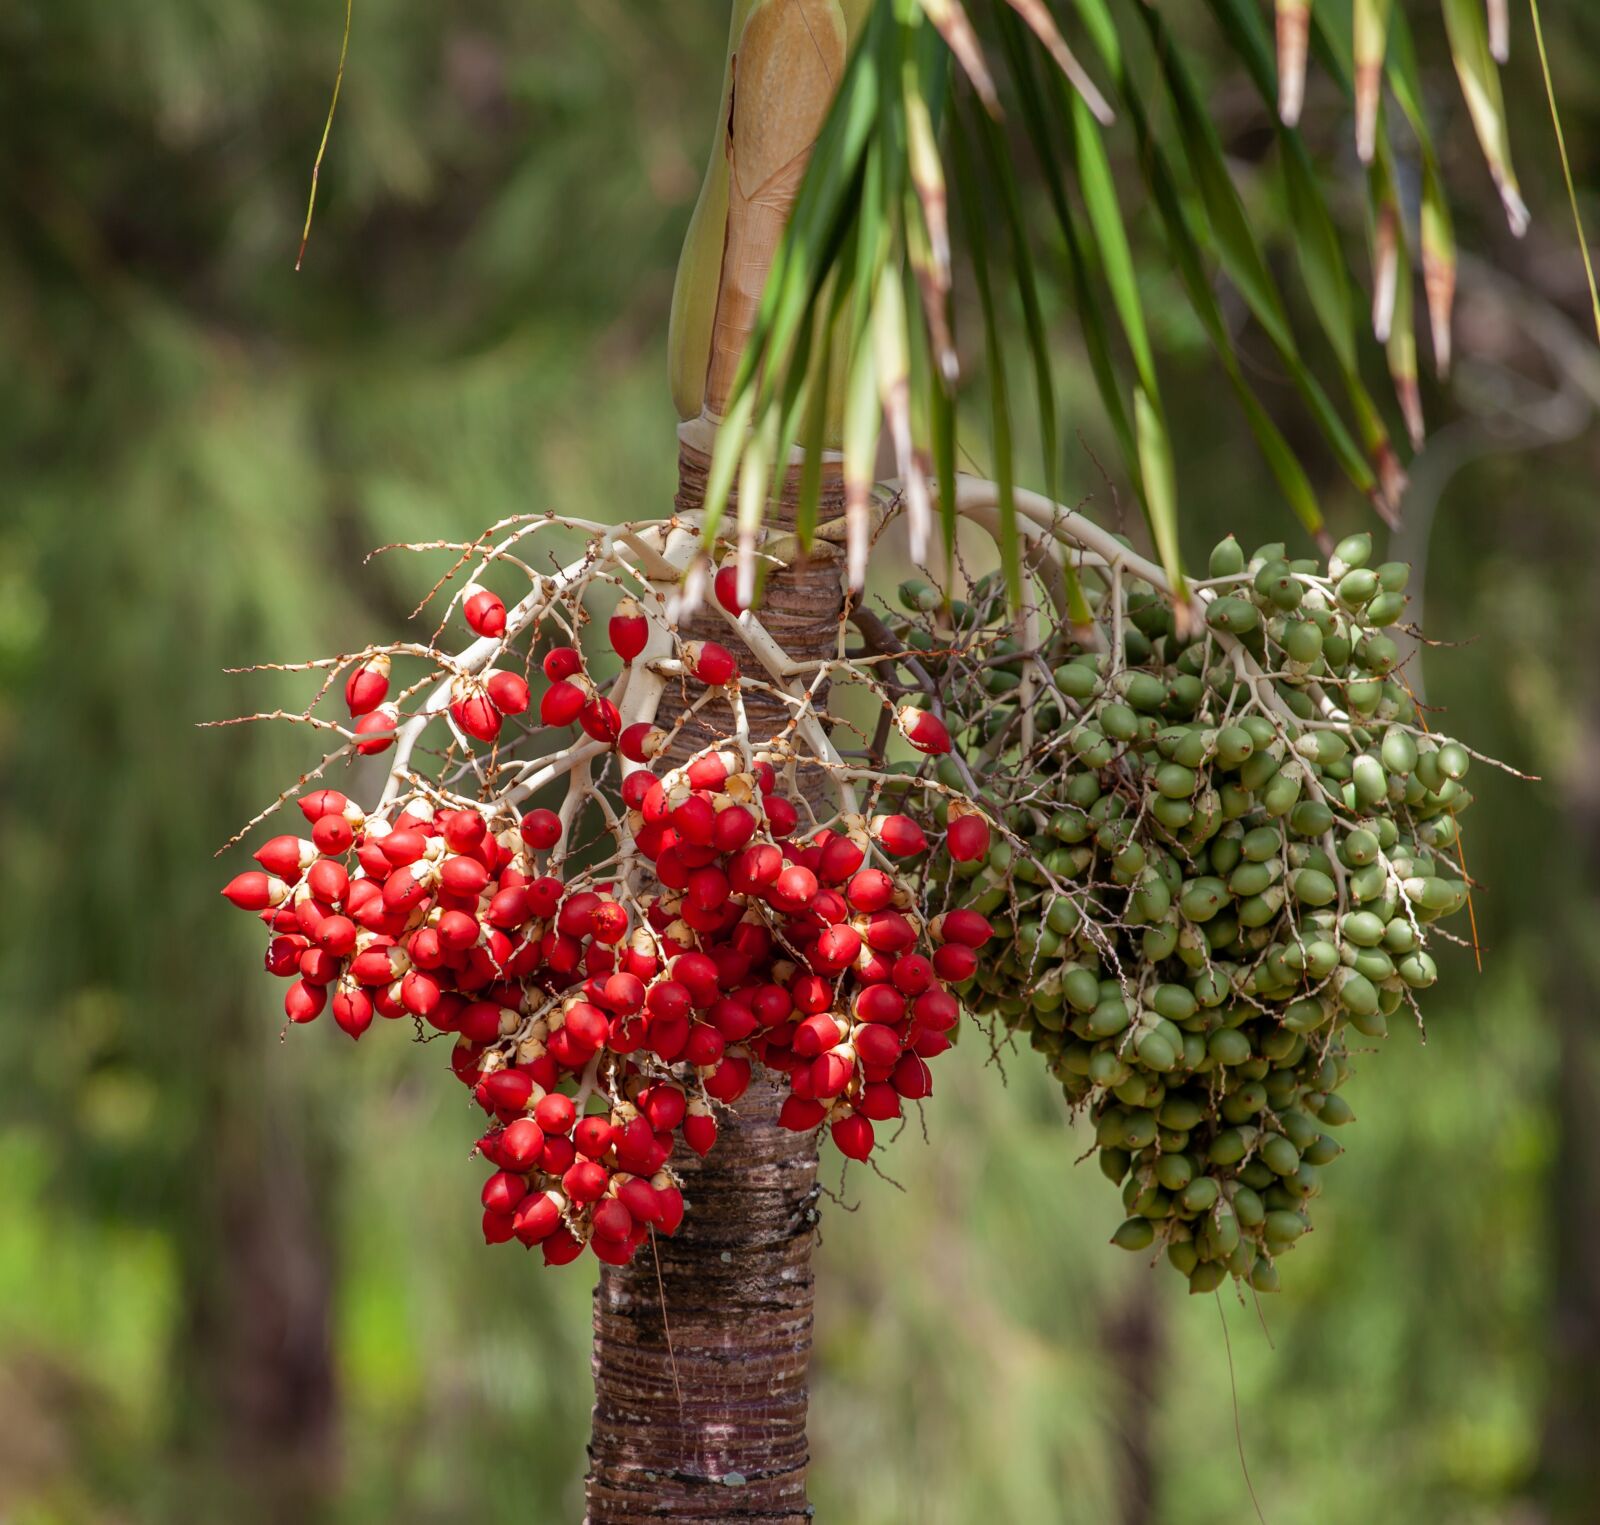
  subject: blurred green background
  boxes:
[3,3,1599,1522]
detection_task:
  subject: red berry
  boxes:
[513,1190,565,1246]
[684,1110,718,1156]
[862,910,915,954]
[439,855,489,897]
[844,868,893,913]
[579,696,622,744]
[264,934,307,977]
[518,808,561,850]
[646,979,692,1023]
[811,1050,854,1098]
[535,1093,576,1135]
[464,587,507,638]
[778,1096,826,1132]
[946,810,992,863]
[442,810,487,853]
[485,1069,535,1113]
[855,984,906,1025]
[655,1185,685,1236]
[285,979,326,1024]
[482,1170,528,1215]
[617,1177,663,1225]
[563,1001,610,1051]
[452,687,503,744]
[312,814,355,855]
[891,954,935,995]
[771,865,819,913]
[932,909,994,948]
[831,1112,875,1161]
[790,973,833,1015]
[897,705,951,755]
[542,1228,585,1265]
[331,986,373,1040]
[913,987,960,1031]
[860,1082,903,1121]
[870,813,927,857]
[684,640,738,686]
[575,1116,619,1161]
[543,646,583,681]
[608,598,649,663]
[811,924,863,975]
[818,833,866,884]
[306,858,348,904]
[713,563,746,616]
[485,670,531,716]
[354,707,398,755]
[704,1055,750,1103]
[591,1197,633,1242]
[222,871,289,911]
[794,1012,843,1059]
[344,654,391,717]
[763,795,798,839]
[641,1084,686,1131]
[299,789,349,823]
[540,680,587,728]
[254,835,311,880]
[932,944,978,982]
[601,972,646,1015]
[730,843,783,894]
[498,1118,545,1171]
[590,901,629,944]
[620,723,666,763]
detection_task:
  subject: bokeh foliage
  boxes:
[2,2,1598,1522]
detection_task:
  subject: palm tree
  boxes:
[218,3,1582,1521]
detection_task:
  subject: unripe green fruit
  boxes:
[1099,1147,1132,1184]
[1156,1153,1195,1192]
[1366,590,1406,626]
[1112,1217,1155,1251]
[1317,1093,1355,1127]
[1264,1210,1307,1245]
[1333,532,1372,570]
[1215,725,1255,768]
[1189,1260,1227,1294]
[1206,596,1260,634]
[1283,619,1323,664]
[1290,868,1337,907]
[1208,1029,1252,1066]
[1249,1257,1281,1293]
[1209,535,1246,577]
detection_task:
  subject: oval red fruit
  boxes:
[684,641,737,686]
[464,588,507,638]
[608,598,649,663]
[354,707,398,755]
[486,670,531,716]
[897,705,951,755]
[344,654,391,717]
[540,680,587,728]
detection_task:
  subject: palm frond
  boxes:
[707,0,1547,605]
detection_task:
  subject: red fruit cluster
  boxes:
[229,595,996,1264]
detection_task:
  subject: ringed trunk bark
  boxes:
[584,452,847,1522]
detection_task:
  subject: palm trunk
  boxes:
[586,451,846,1522]
[586,12,849,1513]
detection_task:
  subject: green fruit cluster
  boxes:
[890,532,1476,1294]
